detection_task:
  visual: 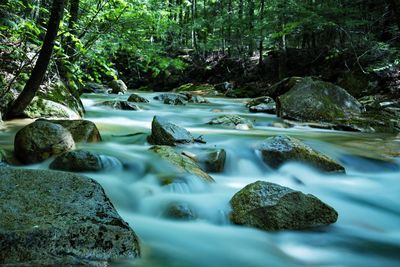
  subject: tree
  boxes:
[5,0,65,119]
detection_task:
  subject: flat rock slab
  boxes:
[0,168,140,266]
[230,181,338,231]
[257,135,345,173]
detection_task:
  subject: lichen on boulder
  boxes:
[0,168,140,265]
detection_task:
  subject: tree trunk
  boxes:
[258,0,265,66]
[5,0,65,119]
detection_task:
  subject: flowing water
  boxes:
[1,91,400,267]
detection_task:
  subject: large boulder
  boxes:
[127,93,149,103]
[266,76,304,100]
[50,150,122,172]
[109,80,128,94]
[148,116,194,146]
[150,146,214,184]
[47,119,102,143]
[0,168,140,265]
[246,96,276,114]
[257,135,345,172]
[24,97,81,119]
[97,100,140,110]
[14,120,75,164]
[277,78,363,122]
[230,181,338,231]
[208,115,253,130]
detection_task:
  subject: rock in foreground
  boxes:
[0,168,140,265]
[14,120,75,164]
[148,116,194,146]
[230,181,338,231]
[50,150,122,172]
[257,135,345,172]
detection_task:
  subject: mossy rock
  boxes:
[173,83,218,96]
[257,135,345,173]
[24,97,81,119]
[14,120,75,164]
[38,82,85,117]
[208,115,253,130]
[148,116,194,146]
[0,168,140,265]
[277,77,363,122]
[230,181,338,231]
[149,146,214,184]
[47,119,102,143]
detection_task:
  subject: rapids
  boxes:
[1,91,400,267]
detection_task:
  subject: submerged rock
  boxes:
[163,202,196,220]
[0,148,6,167]
[257,135,345,172]
[230,181,338,231]
[24,97,80,119]
[47,119,102,143]
[109,79,128,94]
[50,150,122,172]
[14,120,75,164]
[149,146,214,184]
[277,78,363,122]
[0,168,140,265]
[127,93,149,103]
[208,115,253,130]
[247,96,276,114]
[97,100,140,110]
[148,116,194,146]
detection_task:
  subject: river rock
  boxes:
[50,150,122,172]
[98,100,140,110]
[148,116,194,146]
[47,119,102,143]
[154,93,188,105]
[201,149,227,173]
[150,146,214,184]
[208,115,253,130]
[83,82,111,94]
[163,202,196,220]
[266,76,304,99]
[246,96,276,114]
[24,97,81,119]
[0,148,6,167]
[257,135,345,172]
[127,93,149,103]
[230,181,338,231]
[14,120,75,164]
[0,168,140,265]
[277,77,363,122]
[109,80,128,94]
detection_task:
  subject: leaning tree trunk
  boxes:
[4,0,65,119]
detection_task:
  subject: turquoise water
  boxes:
[1,91,400,267]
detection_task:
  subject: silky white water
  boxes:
[1,91,399,267]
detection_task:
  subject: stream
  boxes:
[1,91,400,267]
